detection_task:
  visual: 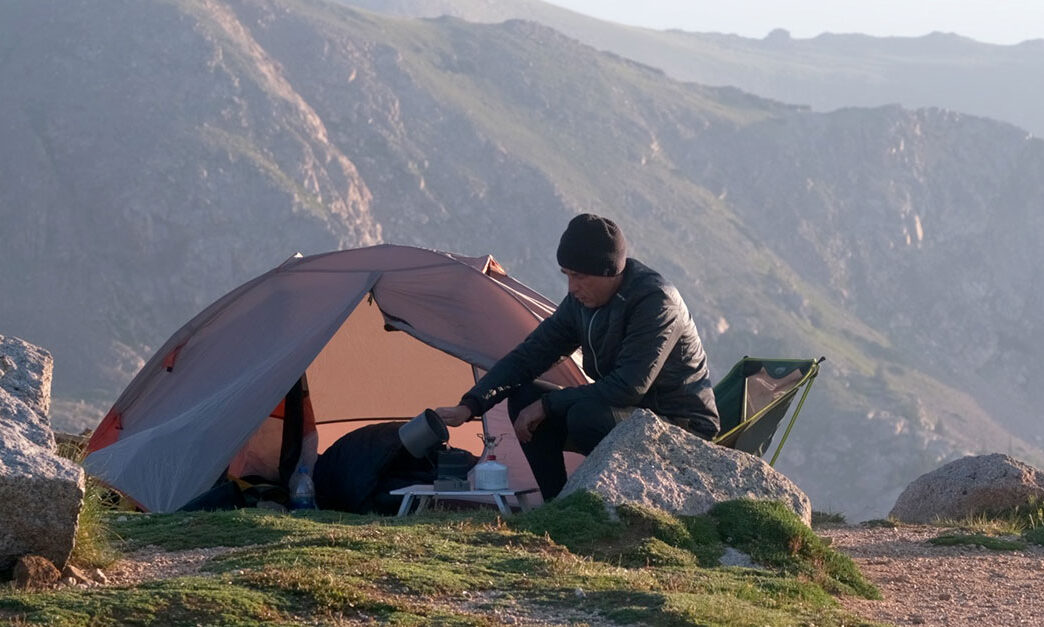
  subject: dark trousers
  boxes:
[507,383,635,501]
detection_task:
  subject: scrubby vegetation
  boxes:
[858,519,898,529]
[0,491,881,626]
[54,435,121,571]
[811,511,847,526]
[928,534,1026,551]
[932,499,1044,549]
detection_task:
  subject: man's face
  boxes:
[562,268,622,308]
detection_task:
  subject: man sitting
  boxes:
[436,214,719,499]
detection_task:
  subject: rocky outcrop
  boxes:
[889,453,1044,523]
[0,338,84,575]
[0,335,53,419]
[559,410,812,525]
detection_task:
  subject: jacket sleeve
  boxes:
[543,290,682,414]
[461,300,580,416]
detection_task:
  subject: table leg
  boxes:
[515,492,533,512]
[493,494,512,516]
[396,493,414,517]
[416,495,432,514]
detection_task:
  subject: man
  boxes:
[436,213,719,499]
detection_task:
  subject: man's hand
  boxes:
[514,399,546,443]
[434,405,472,427]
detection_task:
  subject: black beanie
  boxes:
[556,214,627,277]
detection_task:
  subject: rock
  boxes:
[889,453,1044,523]
[559,410,812,525]
[718,547,756,568]
[13,555,61,590]
[0,386,54,451]
[1,389,85,574]
[90,567,108,584]
[62,564,90,585]
[256,500,287,513]
[0,335,54,419]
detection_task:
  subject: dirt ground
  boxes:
[819,524,1044,626]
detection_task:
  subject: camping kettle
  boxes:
[398,408,449,458]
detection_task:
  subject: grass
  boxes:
[934,499,1044,545]
[811,511,847,526]
[928,534,1026,551]
[906,499,1044,551]
[858,519,898,529]
[0,492,882,626]
[1024,527,1044,546]
[69,479,122,569]
[54,435,121,570]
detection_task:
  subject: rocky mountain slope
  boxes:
[2,0,1042,519]
[343,0,1044,138]
[0,0,380,405]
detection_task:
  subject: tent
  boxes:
[83,244,823,513]
[84,245,589,512]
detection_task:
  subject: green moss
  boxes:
[0,500,880,626]
[1025,526,1044,545]
[625,537,700,568]
[709,500,879,599]
[508,490,620,554]
[108,508,372,551]
[859,518,899,528]
[812,511,848,526]
[615,503,726,567]
[618,503,693,547]
[0,577,292,626]
[681,514,729,566]
[929,534,1026,551]
[509,492,728,568]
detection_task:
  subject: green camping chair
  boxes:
[712,357,824,465]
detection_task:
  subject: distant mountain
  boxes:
[2,0,1042,520]
[341,0,1044,138]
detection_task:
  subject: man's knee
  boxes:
[564,400,620,454]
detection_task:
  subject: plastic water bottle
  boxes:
[474,455,509,491]
[289,465,317,510]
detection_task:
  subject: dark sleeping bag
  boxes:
[313,422,476,515]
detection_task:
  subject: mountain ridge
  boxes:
[1,0,1042,519]
[340,0,1044,137]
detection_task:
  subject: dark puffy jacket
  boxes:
[462,258,719,438]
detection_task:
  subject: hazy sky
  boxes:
[543,1,1044,44]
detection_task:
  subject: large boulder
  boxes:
[559,410,812,525]
[0,379,55,451]
[0,335,54,418]
[889,453,1044,523]
[1,389,84,575]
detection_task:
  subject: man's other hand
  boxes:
[514,399,546,443]
[434,405,472,427]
